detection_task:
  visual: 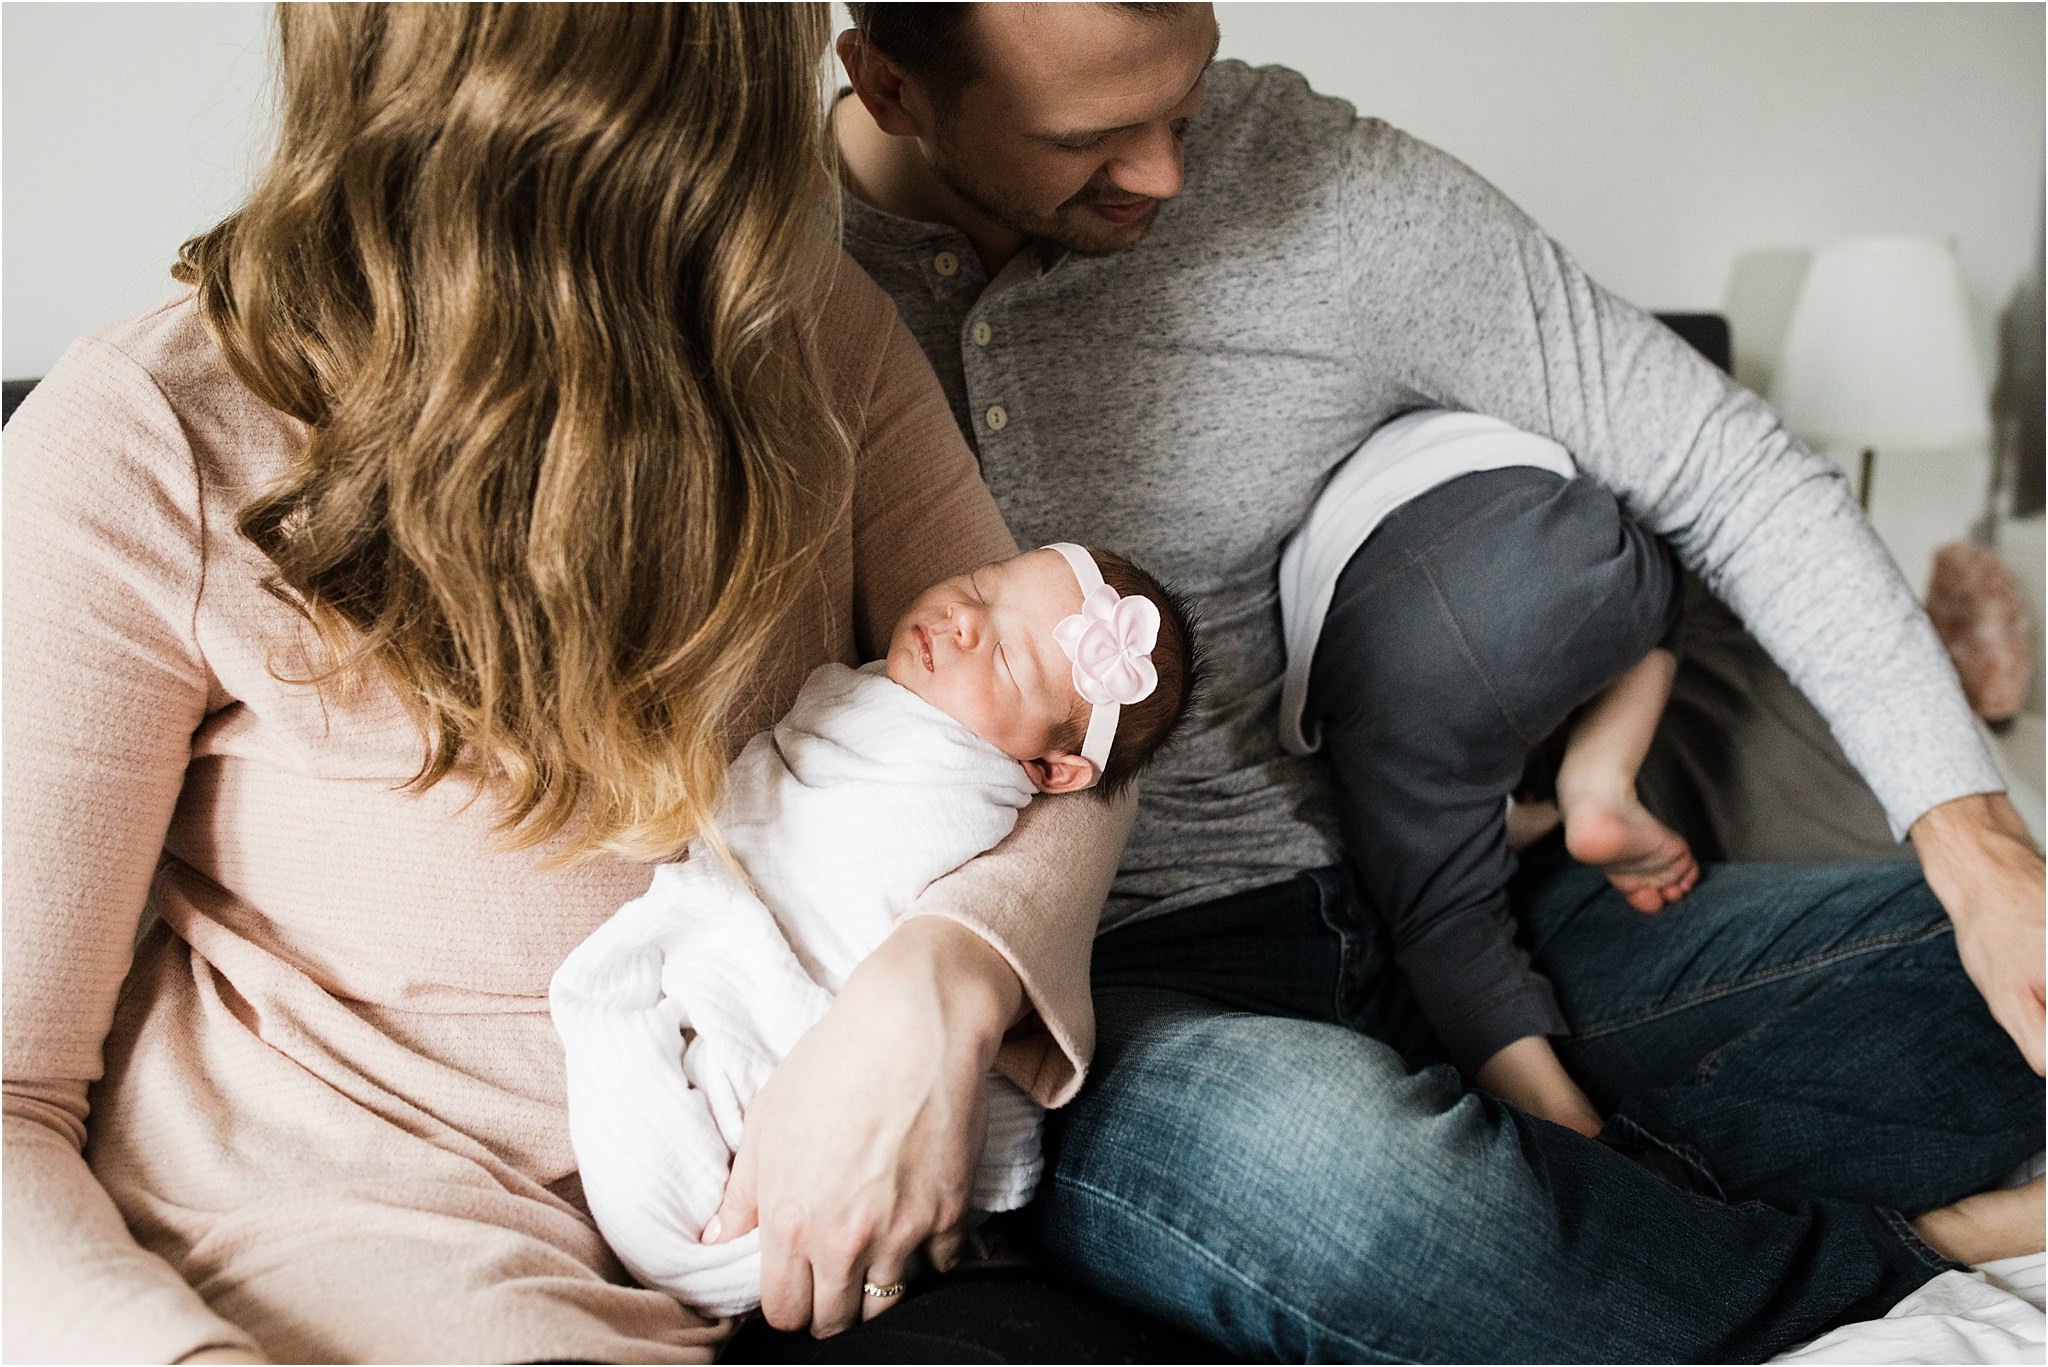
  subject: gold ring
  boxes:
[861,1280,906,1300]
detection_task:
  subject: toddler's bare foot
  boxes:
[1558,783,1699,913]
[1912,1174,2046,1265]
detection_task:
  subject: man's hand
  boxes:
[703,916,1023,1337]
[1912,791,2046,1074]
[1474,1035,1604,1137]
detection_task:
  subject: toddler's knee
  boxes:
[1543,480,1678,642]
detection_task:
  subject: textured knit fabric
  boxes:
[837,60,2002,934]
[1,261,1127,1364]
[552,662,1043,1317]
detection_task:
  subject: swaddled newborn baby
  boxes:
[551,543,1200,1315]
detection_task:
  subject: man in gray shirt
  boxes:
[806,4,2042,1359]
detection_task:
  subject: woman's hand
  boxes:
[703,915,1024,1337]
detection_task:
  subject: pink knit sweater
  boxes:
[1,263,1122,1363]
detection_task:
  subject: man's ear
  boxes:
[1026,751,1100,795]
[837,29,928,138]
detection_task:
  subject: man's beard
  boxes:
[927,134,1159,259]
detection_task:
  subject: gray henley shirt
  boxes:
[838,61,2001,951]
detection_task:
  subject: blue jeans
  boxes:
[1033,858,2041,1362]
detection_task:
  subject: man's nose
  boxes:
[1107,122,1185,201]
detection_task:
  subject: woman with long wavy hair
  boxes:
[1,5,1127,1359]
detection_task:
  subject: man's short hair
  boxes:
[849,3,1188,107]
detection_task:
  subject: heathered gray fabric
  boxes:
[838,60,2003,933]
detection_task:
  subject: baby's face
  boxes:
[885,549,1083,763]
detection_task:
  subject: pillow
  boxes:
[1639,571,1906,864]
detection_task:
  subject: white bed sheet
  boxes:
[1774,1254,2044,1364]
[1774,1154,2045,1365]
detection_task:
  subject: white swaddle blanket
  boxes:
[550,661,1043,1317]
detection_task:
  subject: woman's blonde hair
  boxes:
[175,2,852,863]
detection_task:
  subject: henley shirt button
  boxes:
[933,250,959,277]
[985,405,1009,432]
[971,320,992,347]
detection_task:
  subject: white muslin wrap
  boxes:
[550,662,1043,1316]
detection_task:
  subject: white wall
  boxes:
[1212,3,2045,399]
[3,2,273,378]
[7,4,2040,385]
[10,3,2039,579]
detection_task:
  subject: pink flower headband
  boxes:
[1044,543,1160,772]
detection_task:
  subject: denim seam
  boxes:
[1690,1002,1795,1086]
[1880,1207,1970,1275]
[1049,1173,1410,1364]
[1601,1110,1728,1202]
[1331,905,1363,1031]
[1569,922,1953,1042]
[1310,869,1371,1033]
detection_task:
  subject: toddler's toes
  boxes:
[1666,850,1701,903]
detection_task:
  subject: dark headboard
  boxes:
[1656,313,1732,375]
[3,377,38,426]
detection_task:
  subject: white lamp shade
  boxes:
[1768,235,1989,452]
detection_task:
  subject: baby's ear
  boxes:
[1026,751,1099,795]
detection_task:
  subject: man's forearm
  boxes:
[1912,791,2040,868]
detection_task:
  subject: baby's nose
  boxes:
[952,604,986,649]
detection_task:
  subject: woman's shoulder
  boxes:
[805,246,910,408]
[70,286,219,380]
[19,290,303,500]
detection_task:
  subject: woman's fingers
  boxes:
[734,919,1013,1334]
[809,1228,922,1333]
[923,1223,965,1276]
[807,1253,865,1338]
[756,1207,815,1333]
[857,1256,912,1323]
[704,1139,760,1247]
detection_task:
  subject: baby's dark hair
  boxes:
[1049,547,1206,801]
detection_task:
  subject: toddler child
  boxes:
[1280,409,1695,1139]
[551,543,1199,1316]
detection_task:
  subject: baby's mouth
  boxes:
[914,624,935,673]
